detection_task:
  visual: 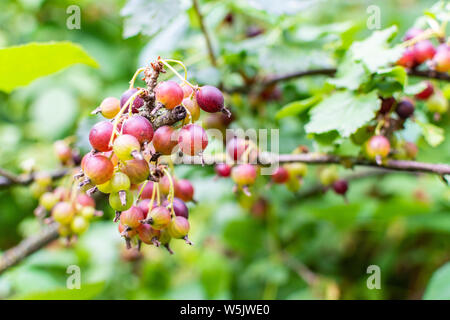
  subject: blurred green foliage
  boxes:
[0,0,449,300]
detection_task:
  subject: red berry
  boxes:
[152,125,178,155]
[174,179,194,202]
[196,85,224,113]
[177,124,208,155]
[83,154,114,185]
[182,97,200,124]
[54,140,72,163]
[271,167,290,184]
[379,97,396,114]
[215,163,231,177]
[137,224,160,244]
[118,222,137,238]
[413,40,436,64]
[159,175,172,195]
[52,202,75,224]
[155,81,184,110]
[120,206,145,229]
[123,115,154,144]
[121,159,150,185]
[89,121,113,152]
[332,179,348,195]
[403,27,423,41]
[147,206,171,230]
[366,135,390,159]
[120,88,144,113]
[415,82,434,100]
[76,194,95,208]
[139,181,155,199]
[433,44,450,72]
[404,141,418,159]
[113,134,141,161]
[181,84,193,98]
[167,216,190,239]
[397,48,416,68]
[137,199,157,216]
[163,198,189,219]
[396,99,415,119]
[99,97,120,119]
[226,138,248,161]
[232,164,257,186]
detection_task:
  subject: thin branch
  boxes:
[280,251,318,287]
[0,224,59,275]
[0,169,68,189]
[192,0,217,67]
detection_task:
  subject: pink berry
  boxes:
[89,121,113,152]
[123,115,154,144]
[215,163,231,177]
[83,154,114,185]
[120,88,144,113]
[152,125,179,155]
[196,85,224,113]
[271,167,290,184]
[413,40,436,64]
[415,82,434,100]
[175,179,194,202]
[177,124,208,155]
[155,81,184,110]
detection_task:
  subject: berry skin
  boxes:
[403,27,423,41]
[99,97,120,119]
[89,121,114,152]
[52,202,75,225]
[332,179,348,195]
[226,138,247,161]
[167,216,190,239]
[113,134,141,161]
[415,82,434,100]
[109,191,134,211]
[413,40,436,64]
[365,135,391,160]
[159,175,172,195]
[54,140,72,163]
[379,97,396,114]
[147,206,171,230]
[181,84,193,98]
[118,222,137,238]
[80,206,96,219]
[215,163,231,177]
[123,115,154,144]
[120,206,145,229]
[174,179,194,202]
[152,125,179,155]
[137,224,160,245]
[97,179,113,194]
[285,163,307,177]
[109,171,131,192]
[231,164,257,186]
[271,167,290,184]
[177,124,208,155]
[75,194,95,210]
[163,198,189,219]
[397,48,416,68]
[395,99,415,119]
[120,88,144,113]
[403,142,419,159]
[155,81,184,110]
[433,44,450,72]
[71,216,89,234]
[83,154,114,185]
[319,166,339,186]
[182,97,201,125]
[426,90,449,114]
[121,159,150,184]
[196,85,224,113]
[39,192,59,211]
[139,181,155,199]
[137,199,156,216]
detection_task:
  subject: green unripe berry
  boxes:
[319,166,339,186]
[39,192,59,211]
[71,216,89,234]
[113,134,141,161]
[52,202,75,225]
[110,172,131,192]
[148,206,171,230]
[426,91,449,114]
[80,206,95,219]
[109,191,134,211]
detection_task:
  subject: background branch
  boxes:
[192,0,217,67]
[0,168,68,189]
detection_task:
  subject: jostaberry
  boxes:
[196,85,225,113]
[123,115,154,144]
[395,98,415,119]
[155,81,184,110]
[83,154,114,185]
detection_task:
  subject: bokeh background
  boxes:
[0,0,449,299]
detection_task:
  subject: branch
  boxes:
[192,0,217,67]
[0,224,59,275]
[0,168,68,189]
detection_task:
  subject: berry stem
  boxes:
[158,58,196,89]
[163,168,176,216]
[129,67,145,89]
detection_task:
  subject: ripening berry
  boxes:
[231,164,257,186]
[271,167,290,184]
[54,140,72,163]
[413,40,436,64]
[118,222,137,238]
[181,83,193,98]
[97,179,113,194]
[182,97,201,125]
[39,192,59,211]
[395,99,415,119]
[137,224,160,245]
[109,190,134,211]
[52,202,75,225]
[163,198,189,219]
[196,85,224,113]
[80,206,96,219]
[120,159,150,184]
[75,194,95,210]
[109,172,131,193]
[89,121,114,152]
[365,135,391,160]
[147,206,171,230]
[123,115,154,144]
[319,166,339,186]
[415,82,434,100]
[178,124,208,155]
[432,44,450,72]
[113,134,141,161]
[226,138,247,161]
[58,224,71,237]
[332,179,348,195]
[426,90,449,114]
[286,175,302,192]
[397,48,416,68]
[120,88,144,113]
[83,154,114,185]
[285,163,307,177]
[152,125,179,155]
[137,199,156,216]
[158,228,171,245]
[379,97,396,114]
[404,141,418,159]
[99,97,120,119]
[155,81,184,110]
[120,206,145,229]
[71,216,89,234]
[159,175,172,195]
[54,186,70,201]
[403,27,423,41]
[139,181,155,199]
[215,163,231,177]
[174,179,194,202]
[167,216,190,239]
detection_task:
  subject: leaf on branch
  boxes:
[0,42,98,93]
[305,90,379,138]
[418,121,445,147]
[275,96,321,119]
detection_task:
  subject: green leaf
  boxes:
[418,122,445,147]
[376,66,407,87]
[275,96,321,119]
[404,82,428,95]
[305,91,379,138]
[0,42,98,93]
[328,58,368,91]
[10,282,105,300]
[423,263,450,299]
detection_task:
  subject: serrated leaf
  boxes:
[275,96,321,119]
[305,91,379,137]
[376,66,407,87]
[418,122,445,147]
[328,58,367,90]
[0,42,98,93]
[423,263,450,299]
